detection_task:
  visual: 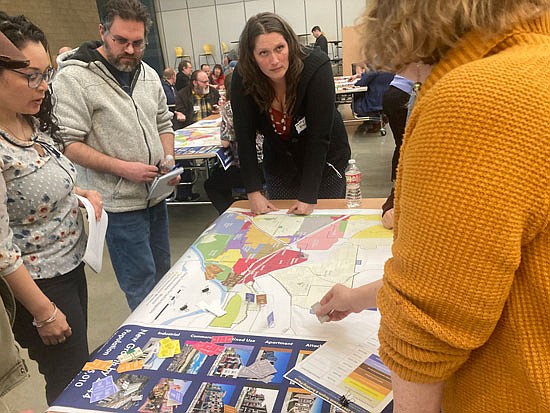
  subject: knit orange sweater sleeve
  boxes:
[377,23,550,393]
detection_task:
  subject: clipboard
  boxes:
[147,167,184,200]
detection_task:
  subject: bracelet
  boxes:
[32,302,58,328]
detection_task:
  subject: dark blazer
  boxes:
[231,47,351,204]
[161,79,176,106]
[314,34,328,54]
[175,72,190,91]
[354,71,395,115]
[175,85,220,127]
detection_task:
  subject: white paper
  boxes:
[285,330,393,413]
[76,195,108,273]
[147,167,184,200]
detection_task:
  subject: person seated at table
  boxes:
[174,70,221,202]
[204,72,264,214]
[161,67,186,130]
[176,59,192,91]
[352,69,394,133]
[223,49,238,74]
[311,25,328,54]
[200,63,211,78]
[209,63,225,89]
[175,69,220,128]
[232,12,351,216]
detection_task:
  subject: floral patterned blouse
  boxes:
[0,121,86,279]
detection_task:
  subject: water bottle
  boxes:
[159,154,175,174]
[345,159,362,208]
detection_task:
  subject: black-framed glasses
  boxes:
[9,66,56,88]
[108,34,148,51]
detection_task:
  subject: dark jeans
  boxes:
[106,201,171,310]
[382,85,410,181]
[12,262,89,405]
[204,165,245,214]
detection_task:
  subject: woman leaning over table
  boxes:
[0,13,102,405]
[231,12,351,215]
[315,0,550,412]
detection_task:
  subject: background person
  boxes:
[175,59,192,91]
[318,0,550,411]
[209,63,225,89]
[0,16,102,404]
[175,69,220,128]
[311,25,328,54]
[204,72,263,214]
[232,12,350,215]
[52,0,177,311]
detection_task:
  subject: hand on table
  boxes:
[248,191,278,215]
[316,280,381,322]
[287,201,314,215]
[381,207,394,229]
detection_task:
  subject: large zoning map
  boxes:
[127,208,393,340]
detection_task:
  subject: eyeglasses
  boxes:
[108,34,148,51]
[9,66,56,88]
[196,79,209,84]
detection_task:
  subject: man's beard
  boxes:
[104,40,141,72]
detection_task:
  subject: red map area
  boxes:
[296,220,345,250]
[234,249,307,284]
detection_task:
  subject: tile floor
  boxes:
[4,117,395,412]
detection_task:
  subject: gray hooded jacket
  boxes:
[52,41,174,212]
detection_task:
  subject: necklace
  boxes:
[0,116,34,148]
[269,95,289,134]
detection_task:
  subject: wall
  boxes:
[154,0,369,70]
[0,0,100,63]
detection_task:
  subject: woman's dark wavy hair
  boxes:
[237,12,309,114]
[0,12,63,149]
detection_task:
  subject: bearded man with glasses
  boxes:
[52,0,177,310]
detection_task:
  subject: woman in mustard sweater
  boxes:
[316,1,550,411]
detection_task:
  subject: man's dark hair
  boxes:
[311,25,321,32]
[178,59,191,72]
[101,0,152,36]
[200,63,210,70]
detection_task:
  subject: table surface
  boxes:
[173,114,222,160]
[50,200,394,412]
[233,198,385,209]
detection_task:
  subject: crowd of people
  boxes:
[2,0,549,411]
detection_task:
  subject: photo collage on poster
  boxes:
[52,324,349,413]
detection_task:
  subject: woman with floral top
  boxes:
[0,14,102,404]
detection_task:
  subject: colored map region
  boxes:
[128,209,393,339]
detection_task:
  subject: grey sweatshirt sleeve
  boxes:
[52,67,93,145]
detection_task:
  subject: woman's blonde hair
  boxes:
[358,0,550,71]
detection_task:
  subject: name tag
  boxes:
[295,117,307,134]
[193,105,200,113]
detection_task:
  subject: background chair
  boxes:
[198,43,216,66]
[351,92,388,136]
[220,41,229,61]
[174,46,191,68]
